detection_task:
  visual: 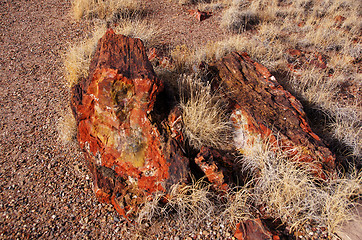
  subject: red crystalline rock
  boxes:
[71,30,188,217]
[210,52,335,178]
[194,147,236,191]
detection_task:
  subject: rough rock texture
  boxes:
[286,48,329,74]
[164,107,190,189]
[194,147,237,191]
[188,9,212,21]
[71,30,188,217]
[210,52,335,177]
[234,219,273,240]
[147,47,175,70]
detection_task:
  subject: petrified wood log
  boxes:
[210,52,335,177]
[234,219,273,240]
[71,29,189,217]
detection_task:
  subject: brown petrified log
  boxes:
[234,219,274,240]
[71,29,188,218]
[210,52,335,177]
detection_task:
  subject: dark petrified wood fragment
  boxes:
[195,147,238,191]
[210,52,335,177]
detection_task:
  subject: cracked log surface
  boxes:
[71,30,189,217]
[210,51,335,178]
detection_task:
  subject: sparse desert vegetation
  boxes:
[179,74,231,150]
[62,0,361,237]
[42,0,362,238]
[72,0,144,20]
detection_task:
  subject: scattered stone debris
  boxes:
[148,47,175,70]
[188,9,212,21]
[234,219,273,240]
[286,48,329,74]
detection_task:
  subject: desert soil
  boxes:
[0,0,231,239]
[0,0,360,239]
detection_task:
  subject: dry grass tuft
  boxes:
[179,74,231,150]
[170,45,197,73]
[331,109,362,157]
[137,180,216,229]
[238,137,362,235]
[137,178,253,234]
[219,186,253,228]
[114,18,160,48]
[319,171,362,235]
[288,66,362,158]
[165,181,215,223]
[58,108,77,144]
[64,24,106,87]
[221,5,259,32]
[72,0,143,20]
[170,26,286,73]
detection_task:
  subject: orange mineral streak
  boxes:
[77,67,169,198]
[298,116,321,141]
[253,61,272,79]
[94,187,111,204]
[195,155,227,191]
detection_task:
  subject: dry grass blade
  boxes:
[166,181,215,223]
[238,136,362,235]
[289,66,362,158]
[219,186,253,229]
[72,0,143,20]
[57,108,77,144]
[221,6,259,32]
[137,179,216,230]
[114,18,160,48]
[64,24,106,87]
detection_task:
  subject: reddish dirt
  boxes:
[0,0,231,238]
[145,0,229,48]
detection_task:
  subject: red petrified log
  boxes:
[211,52,335,177]
[71,30,188,217]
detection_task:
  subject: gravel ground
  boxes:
[0,0,232,239]
[0,0,360,239]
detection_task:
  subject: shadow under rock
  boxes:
[272,70,362,172]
